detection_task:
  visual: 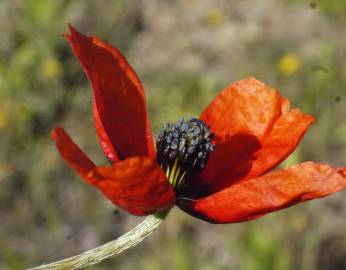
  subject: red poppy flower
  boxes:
[52,25,346,223]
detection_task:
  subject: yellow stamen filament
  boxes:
[166,159,186,189]
[176,171,186,189]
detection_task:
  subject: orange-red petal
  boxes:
[52,127,174,215]
[178,162,346,223]
[194,78,314,194]
[90,157,175,215]
[196,103,314,194]
[51,126,96,184]
[246,107,314,181]
[65,25,155,162]
[200,77,282,143]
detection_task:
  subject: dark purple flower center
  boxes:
[156,118,214,190]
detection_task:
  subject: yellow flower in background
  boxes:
[206,8,224,26]
[41,57,61,79]
[0,110,8,129]
[278,53,301,76]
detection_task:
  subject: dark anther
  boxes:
[156,118,214,189]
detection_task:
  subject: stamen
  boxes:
[156,118,214,191]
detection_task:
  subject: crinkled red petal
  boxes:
[52,127,174,215]
[90,157,176,215]
[201,77,282,143]
[194,78,314,194]
[178,162,346,223]
[246,108,314,181]
[51,126,96,184]
[65,25,155,162]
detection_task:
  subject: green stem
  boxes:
[28,210,170,270]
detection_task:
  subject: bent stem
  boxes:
[28,210,170,270]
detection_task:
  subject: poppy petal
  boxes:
[200,77,282,142]
[178,162,346,223]
[65,25,155,162]
[247,107,314,180]
[51,126,96,184]
[196,103,314,194]
[89,157,176,215]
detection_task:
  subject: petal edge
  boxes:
[51,126,96,183]
[179,162,346,223]
[195,82,314,195]
[65,25,155,161]
[90,157,176,215]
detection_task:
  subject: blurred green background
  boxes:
[0,0,345,269]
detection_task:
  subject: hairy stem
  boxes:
[28,210,169,270]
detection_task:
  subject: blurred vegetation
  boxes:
[0,0,345,269]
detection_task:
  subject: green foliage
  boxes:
[318,0,346,20]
